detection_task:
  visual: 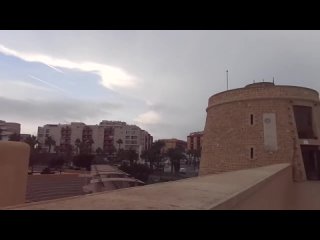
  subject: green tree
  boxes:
[116,138,123,151]
[25,135,38,149]
[141,140,165,170]
[119,163,152,182]
[116,149,138,166]
[117,149,127,162]
[9,133,21,141]
[54,145,61,154]
[64,144,74,165]
[73,154,94,171]
[193,148,201,169]
[166,148,185,175]
[96,147,103,155]
[107,145,117,156]
[45,136,56,153]
[24,135,39,174]
[127,149,138,167]
[85,137,94,153]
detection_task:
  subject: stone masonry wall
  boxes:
[200,84,320,181]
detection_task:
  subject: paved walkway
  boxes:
[287,181,320,209]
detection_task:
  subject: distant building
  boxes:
[0,120,20,141]
[158,138,187,153]
[37,121,153,154]
[187,131,204,152]
[20,134,31,142]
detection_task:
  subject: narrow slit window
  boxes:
[250,147,254,159]
[250,114,254,125]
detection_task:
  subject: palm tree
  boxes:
[25,135,38,150]
[64,144,73,165]
[108,145,117,156]
[24,135,39,174]
[54,145,61,154]
[166,148,185,175]
[141,140,165,170]
[128,149,138,167]
[116,138,123,151]
[45,136,56,153]
[85,137,94,153]
[75,138,81,154]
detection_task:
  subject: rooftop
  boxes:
[245,81,275,88]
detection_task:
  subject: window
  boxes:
[250,114,254,125]
[293,106,316,139]
[250,147,254,159]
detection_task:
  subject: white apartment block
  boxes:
[0,120,21,141]
[37,121,153,154]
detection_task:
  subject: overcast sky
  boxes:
[1,30,320,140]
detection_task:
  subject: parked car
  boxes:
[179,168,187,174]
[41,168,55,174]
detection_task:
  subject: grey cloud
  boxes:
[2,31,320,139]
[0,96,122,124]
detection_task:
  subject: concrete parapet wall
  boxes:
[5,163,296,210]
[0,141,30,207]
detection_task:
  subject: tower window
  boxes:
[293,105,316,139]
[250,147,254,159]
[250,114,254,125]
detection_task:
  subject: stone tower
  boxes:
[200,82,320,182]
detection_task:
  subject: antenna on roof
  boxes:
[273,77,275,84]
[226,70,229,90]
[262,79,264,82]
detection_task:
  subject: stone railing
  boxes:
[5,163,293,210]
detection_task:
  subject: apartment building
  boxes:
[37,121,153,154]
[158,138,187,153]
[20,134,31,142]
[0,120,21,141]
[187,131,204,152]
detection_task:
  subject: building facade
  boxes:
[20,134,31,142]
[200,82,320,182]
[158,138,187,153]
[0,120,21,141]
[37,121,153,154]
[187,131,204,152]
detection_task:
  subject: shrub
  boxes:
[72,154,94,171]
[119,163,152,182]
